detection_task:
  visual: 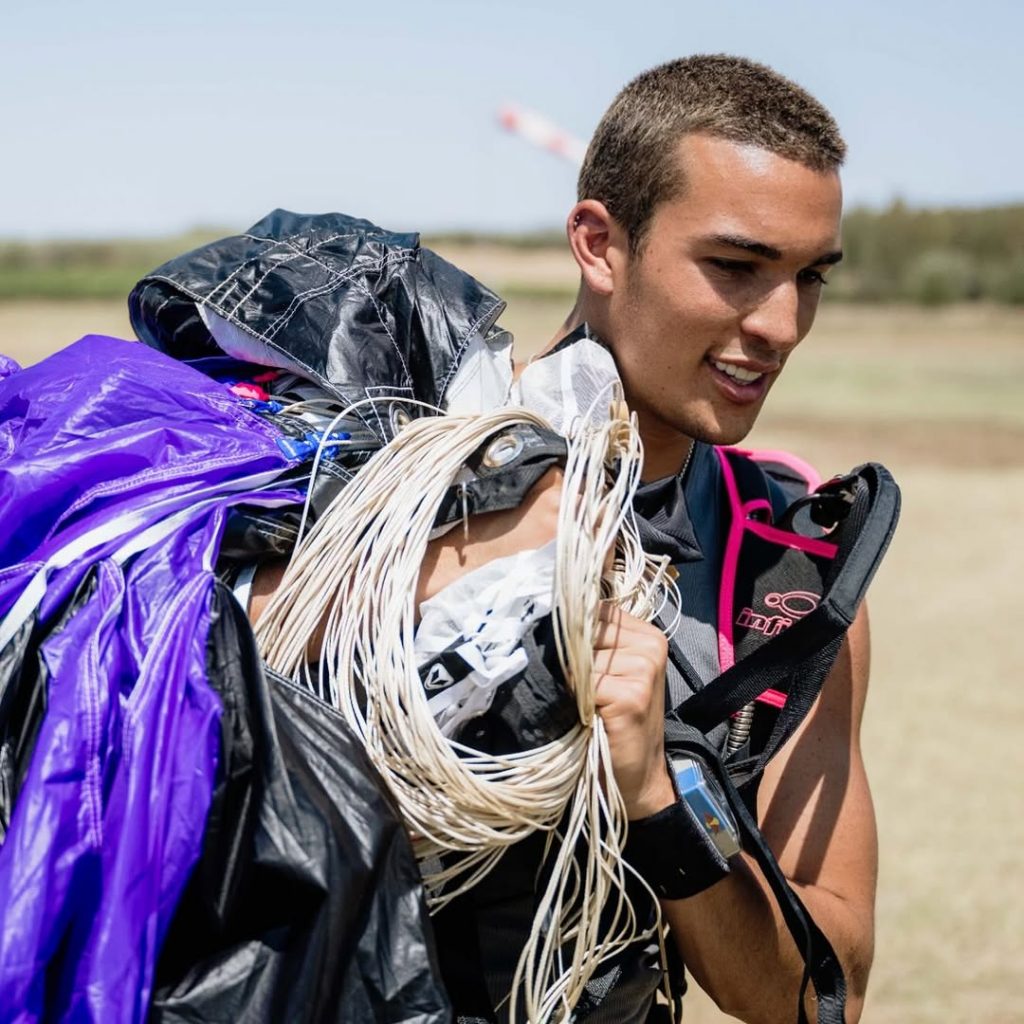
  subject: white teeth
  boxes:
[712,359,764,383]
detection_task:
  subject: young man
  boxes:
[417,55,876,1022]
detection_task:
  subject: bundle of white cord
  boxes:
[255,403,677,1022]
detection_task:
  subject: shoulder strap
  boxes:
[672,461,900,750]
[738,446,823,494]
[713,448,776,676]
[661,459,900,1023]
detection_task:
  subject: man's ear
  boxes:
[566,200,627,297]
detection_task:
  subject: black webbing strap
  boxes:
[662,721,847,1024]
[432,424,568,529]
[674,607,846,735]
[724,445,775,517]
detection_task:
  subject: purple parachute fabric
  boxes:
[0,355,19,381]
[0,336,301,1022]
[0,335,293,614]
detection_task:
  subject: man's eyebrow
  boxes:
[812,250,844,266]
[707,234,782,260]
[707,234,844,266]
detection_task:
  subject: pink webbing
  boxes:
[715,446,833,715]
[733,446,823,490]
[754,688,788,710]
[745,520,838,559]
[715,448,745,672]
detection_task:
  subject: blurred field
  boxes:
[1,277,1022,1022]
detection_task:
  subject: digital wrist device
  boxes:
[669,754,741,860]
[622,753,740,900]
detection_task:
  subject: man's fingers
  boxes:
[598,600,627,623]
[597,600,662,633]
[593,604,668,658]
[592,647,660,681]
[594,672,649,711]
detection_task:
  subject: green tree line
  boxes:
[1,204,1022,304]
[832,201,1024,305]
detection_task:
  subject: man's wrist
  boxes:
[626,767,677,820]
[623,797,731,900]
[621,753,737,900]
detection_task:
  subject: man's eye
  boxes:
[708,258,754,275]
[798,268,829,286]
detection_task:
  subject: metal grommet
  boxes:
[482,430,525,469]
[390,404,412,433]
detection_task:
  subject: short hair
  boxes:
[578,54,846,253]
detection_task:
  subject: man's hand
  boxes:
[593,604,676,820]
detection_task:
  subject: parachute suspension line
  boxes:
[513,410,677,1022]
[254,406,677,1022]
[286,394,447,548]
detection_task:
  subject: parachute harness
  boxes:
[256,403,678,1022]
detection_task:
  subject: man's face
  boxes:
[603,134,843,453]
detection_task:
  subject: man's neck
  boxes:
[634,412,696,483]
[544,302,586,354]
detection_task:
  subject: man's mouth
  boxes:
[707,357,774,404]
[710,359,766,384]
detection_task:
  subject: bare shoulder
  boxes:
[247,467,565,654]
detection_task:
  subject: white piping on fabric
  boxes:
[197,304,310,377]
[231,562,259,614]
[0,470,291,652]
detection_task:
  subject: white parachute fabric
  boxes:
[415,541,556,738]
[511,336,621,433]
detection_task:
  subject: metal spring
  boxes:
[725,701,755,757]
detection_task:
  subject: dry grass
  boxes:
[1,291,1021,1023]
[0,299,134,367]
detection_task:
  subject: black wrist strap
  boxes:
[622,764,731,900]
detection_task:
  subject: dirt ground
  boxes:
[2,294,1022,1023]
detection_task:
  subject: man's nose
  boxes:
[739,283,802,354]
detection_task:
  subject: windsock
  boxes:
[497,103,588,166]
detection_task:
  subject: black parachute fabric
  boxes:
[151,582,451,1023]
[127,210,520,1021]
[129,208,514,562]
[129,208,506,418]
[0,575,98,845]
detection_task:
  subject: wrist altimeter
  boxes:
[623,753,740,900]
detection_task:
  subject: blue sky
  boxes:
[3,0,1021,238]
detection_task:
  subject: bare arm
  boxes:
[247,468,566,641]
[660,607,876,1023]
